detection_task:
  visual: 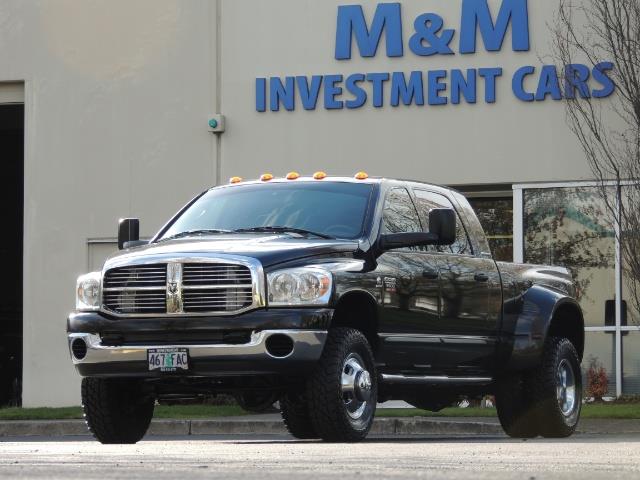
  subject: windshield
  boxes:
[160,182,375,241]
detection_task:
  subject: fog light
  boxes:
[71,338,88,361]
[265,334,294,358]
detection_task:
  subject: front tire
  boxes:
[306,328,377,442]
[81,378,154,444]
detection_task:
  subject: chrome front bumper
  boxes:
[68,330,328,377]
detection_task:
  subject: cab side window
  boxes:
[382,188,421,236]
[413,190,472,256]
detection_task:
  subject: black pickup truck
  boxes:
[68,175,584,443]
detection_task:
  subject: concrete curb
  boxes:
[0,417,504,438]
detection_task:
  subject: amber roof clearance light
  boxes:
[229,176,243,184]
[260,173,274,181]
[313,171,327,180]
[354,171,369,180]
[286,171,300,180]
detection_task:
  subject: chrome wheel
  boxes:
[556,359,577,416]
[341,353,373,420]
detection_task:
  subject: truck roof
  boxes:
[211,175,460,197]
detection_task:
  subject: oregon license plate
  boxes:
[147,348,189,372]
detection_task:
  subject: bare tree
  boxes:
[552,0,640,324]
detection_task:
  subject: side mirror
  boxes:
[118,218,140,250]
[379,232,438,251]
[429,208,456,245]
[377,208,457,252]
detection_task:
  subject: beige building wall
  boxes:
[0,0,220,406]
[0,0,608,406]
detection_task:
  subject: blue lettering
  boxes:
[512,66,535,101]
[256,78,267,112]
[335,3,403,60]
[451,69,477,104]
[535,65,562,101]
[297,76,323,110]
[478,67,502,103]
[460,0,530,54]
[592,62,615,98]
[270,77,295,111]
[345,74,368,108]
[564,64,591,99]
[428,70,448,105]
[390,71,425,106]
[324,74,344,109]
[409,13,455,56]
[366,72,390,107]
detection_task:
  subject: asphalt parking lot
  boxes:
[0,434,638,479]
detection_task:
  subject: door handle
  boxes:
[422,269,439,280]
[474,273,489,282]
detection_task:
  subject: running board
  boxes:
[381,374,493,386]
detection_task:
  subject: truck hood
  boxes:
[103,234,361,270]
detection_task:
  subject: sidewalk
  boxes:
[1,414,639,438]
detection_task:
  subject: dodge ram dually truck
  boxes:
[68,174,584,443]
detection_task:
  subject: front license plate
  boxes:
[147,348,189,372]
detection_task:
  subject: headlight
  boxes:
[76,272,101,311]
[267,267,332,306]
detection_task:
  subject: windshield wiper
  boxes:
[232,226,334,239]
[159,229,233,242]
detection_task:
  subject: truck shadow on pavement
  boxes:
[1,433,632,444]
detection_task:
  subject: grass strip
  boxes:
[376,403,640,419]
[0,405,248,421]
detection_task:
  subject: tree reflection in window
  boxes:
[524,187,615,304]
[413,190,472,256]
[381,188,421,235]
[468,197,513,262]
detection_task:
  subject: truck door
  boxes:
[375,187,441,371]
[412,189,502,372]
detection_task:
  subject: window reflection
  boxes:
[523,187,616,327]
[468,197,513,262]
[413,189,472,256]
[381,188,421,235]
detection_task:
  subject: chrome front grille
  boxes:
[101,260,259,316]
[182,264,254,313]
[182,264,253,286]
[103,265,167,314]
